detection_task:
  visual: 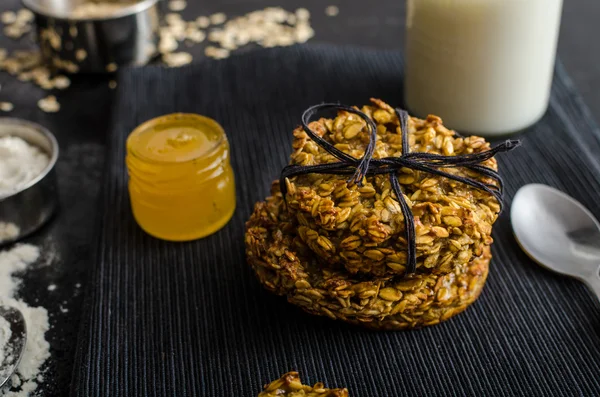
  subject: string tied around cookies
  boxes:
[280,103,520,276]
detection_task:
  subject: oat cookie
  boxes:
[259,371,348,397]
[245,187,490,330]
[283,99,500,277]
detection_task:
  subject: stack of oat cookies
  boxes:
[245,99,503,330]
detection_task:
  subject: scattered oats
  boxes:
[69,25,78,38]
[164,17,186,40]
[0,49,70,90]
[16,9,34,22]
[294,23,315,43]
[47,284,56,292]
[108,80,117,89]
[51,56,79,73]
[168,0,186,12]
[159,33,178,53]
[163,51,192,67]
[105,62,118,72]
[1,8,34,40]
[75,48,87,61]
[204,46,230,60]
[1,11,17,25]
[37,96,60,113]
[296,8,310,21]
[220,40,237,51]
[208,29,224,42]
[0,102,14,112]
[196,16,210,28]
[165,13,183,25]
[186,29,205,43]
[266,7,289,23]
[325,5,339,17]
[205,7,315,52]
[286,14,297,25]
[75,283,81,288]
[40,27,61,51]
[4,24,30,39]
[30,66,52,90]
[154,7,316,63]
[52,75,70,89]
[210,12,227,25]
[262,34,295,48]
[17,72,31,82]
[59,306,68,313]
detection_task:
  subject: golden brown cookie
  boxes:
[259,371,348,397]
[283,98,500,277]
[245,187,490,330]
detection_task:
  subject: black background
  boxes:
[0,0,599,395]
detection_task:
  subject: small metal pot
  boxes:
[0,119,59,246]
[22,0,163,74]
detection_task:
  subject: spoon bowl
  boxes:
[0,306,26,389]
[511,184,600,300]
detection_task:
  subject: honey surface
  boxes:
[133,126,219,163]
[126,114,236,241]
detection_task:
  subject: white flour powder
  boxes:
[0,316,12,378]
[0,136,49,197]
[0,245,50,397]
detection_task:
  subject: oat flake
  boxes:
[37,96,60,113]
[0,102,14,112]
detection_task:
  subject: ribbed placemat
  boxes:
[72,45,600,397]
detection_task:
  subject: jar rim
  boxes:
[126,113,226,165]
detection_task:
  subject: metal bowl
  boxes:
[0,119,59,247]
[22,0,163,74]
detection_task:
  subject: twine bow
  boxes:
[280,103,520,275]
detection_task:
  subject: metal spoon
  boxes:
[511,184,600,301]
[0,306,27,388]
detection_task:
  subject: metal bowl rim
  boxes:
[21,0,161,21]
[0,117,59,201]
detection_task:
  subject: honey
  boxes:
[126,113,236,241]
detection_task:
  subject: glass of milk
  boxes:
[404,0,563,136]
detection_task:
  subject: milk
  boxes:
[405,0,563,136]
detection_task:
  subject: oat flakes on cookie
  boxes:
[284,99,502,277]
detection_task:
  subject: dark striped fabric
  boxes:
[72,45,600,397]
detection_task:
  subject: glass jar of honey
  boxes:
[126,113,236,241]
